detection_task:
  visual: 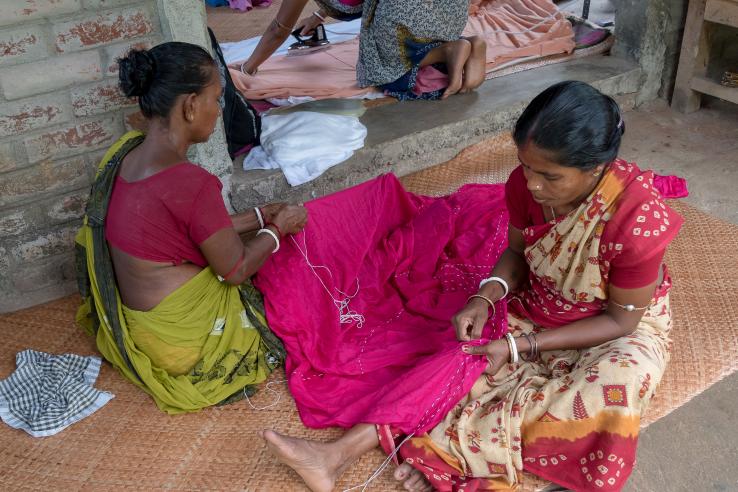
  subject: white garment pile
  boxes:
[0,350,114,437]
[244,111,367,186]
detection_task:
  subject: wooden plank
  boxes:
[672,0,710,113]
[704,0,738,27]
[691,76,738,104]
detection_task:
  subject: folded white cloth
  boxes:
[244,111,367,186]
[0,350,114,437]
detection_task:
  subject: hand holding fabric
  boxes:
[463,338,510,376]
[452,298,491,341]
[273,204,308,235]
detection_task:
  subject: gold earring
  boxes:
[593,171,601,177]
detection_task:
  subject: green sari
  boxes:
[75,131,284,414]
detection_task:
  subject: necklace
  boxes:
[549,206,557,221]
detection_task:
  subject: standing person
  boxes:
[239,0,486,100]
[76,41,307,413]
[258,81,683,492]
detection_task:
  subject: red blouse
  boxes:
[505,165,666,289]
[106,163,233,267]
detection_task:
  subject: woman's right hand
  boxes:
[296,13,323,35]
[272,204,308,235]
[452,298,492,341]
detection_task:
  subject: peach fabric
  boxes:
[465,0,575,71]
[231,0,575,101]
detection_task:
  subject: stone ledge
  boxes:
[231,55,641,211]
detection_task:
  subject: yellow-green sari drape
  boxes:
[75,131,284,414]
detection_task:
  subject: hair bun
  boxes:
[118,49,156,97]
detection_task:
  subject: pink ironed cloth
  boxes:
[254,174,509,434]
[231,0,574,100]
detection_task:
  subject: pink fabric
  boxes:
[254,175,509,433]
[339,0,363,5]
[228,0,271,11]
[413,66,449,96]
[232,0,574,100]
[654,174,689,198]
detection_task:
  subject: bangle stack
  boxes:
[266,221,283,238]
[312,10,326,22]
[504,333,519,363]
[257,228,280,253]
[520,332,539,361]
[479,276,509,298]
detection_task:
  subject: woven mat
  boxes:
[2,134,737,492]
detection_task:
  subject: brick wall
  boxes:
[0,0,165,312]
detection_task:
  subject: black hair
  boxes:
[118,42,216,119]
[513,81,625,170]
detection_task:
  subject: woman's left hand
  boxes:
[261,203,287,223]
[463,339,511,376]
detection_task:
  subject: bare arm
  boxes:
[453,224,529,341]
[240,0,310,74]
[465,278,660,374]
[230,203,287,235]
[200,205,308,285]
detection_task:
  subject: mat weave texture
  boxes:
[1,134,736,491]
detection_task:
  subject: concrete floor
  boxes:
[615,97,738,492]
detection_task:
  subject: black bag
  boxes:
[208,27,261,158]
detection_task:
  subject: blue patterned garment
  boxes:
[0,350,113,437]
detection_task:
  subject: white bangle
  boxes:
[256,228,280,253]
[254,207,265,229]
[312,10,325,22]
[479,276,509,298]
[505,333,519,364]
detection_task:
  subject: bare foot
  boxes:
[460,36,487,93]
[261,429,342,492]
[394,462,433,491]
[441,39,472,99]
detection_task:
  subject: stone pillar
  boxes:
[155,0,234,211]
[612,0,689,105]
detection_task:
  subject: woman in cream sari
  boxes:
[76,41,307,414]
[259,81,683,492]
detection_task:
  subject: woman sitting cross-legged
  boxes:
[259,81,683,491]
[75,42,307,413]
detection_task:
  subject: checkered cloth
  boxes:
[0,350,114,437]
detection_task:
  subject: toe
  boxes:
[394,462,412,481]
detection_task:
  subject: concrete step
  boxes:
[231,54,641,211]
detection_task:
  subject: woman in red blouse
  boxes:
[259,81,683,492]
[76,42,306,413]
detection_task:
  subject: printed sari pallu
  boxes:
[378,160,683,491]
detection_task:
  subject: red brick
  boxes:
[10,226,78,263]
[71,80,136,117]
[24,116,120,163]
[0,51,101,100]
[103,38,154,76]
[54,7,155,53]
[0,96,70,138]
[11,253,76,294]
[0,25,48,67]
[47,189,89,222]
[123,107,148,132]
[0,141,17,173]
[0,0,81,27]
[0,158,89,208]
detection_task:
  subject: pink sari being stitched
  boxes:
[254,174,509,434]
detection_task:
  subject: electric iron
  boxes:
[287,24,331,56]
